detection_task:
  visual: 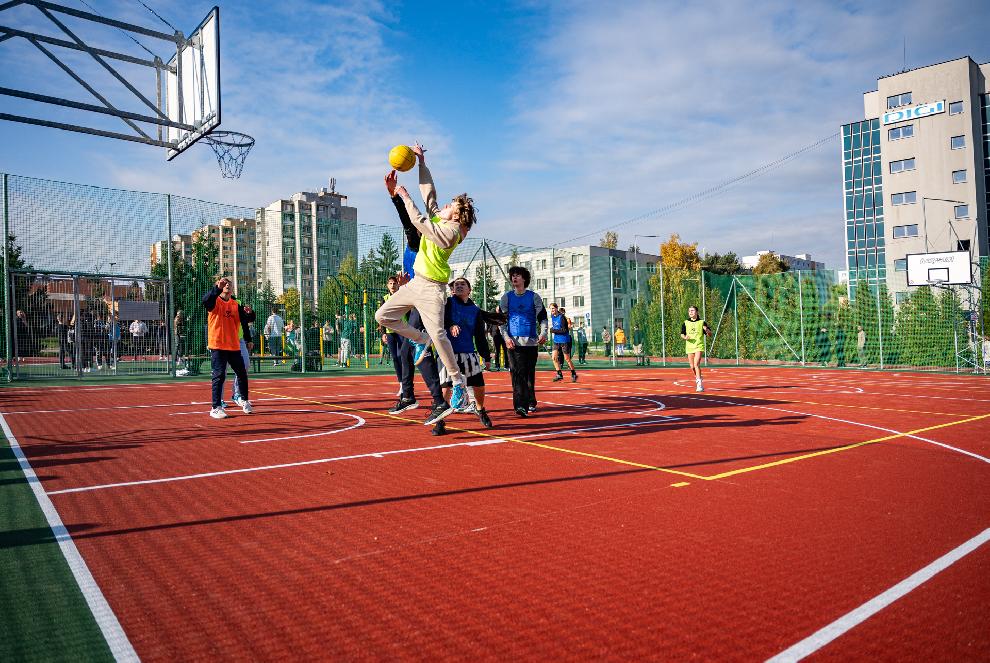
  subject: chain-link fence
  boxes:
[1,172,987,380]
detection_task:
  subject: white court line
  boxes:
[0,413,139,661]
[45,417,676,495]
[512,417,681,440]
[672,394,990,465]
[47,439,506,495]
[766,527,990,662]
[241,413,365,443]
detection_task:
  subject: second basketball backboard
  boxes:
[905,250,972,286]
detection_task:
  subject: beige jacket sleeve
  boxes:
[419,162,441,218]
[401,194,462,250]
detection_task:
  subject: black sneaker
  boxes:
[552,373,563,382]
[424,402,454,426]
[431,420,447,436]
[477,408,493,428]
[571,372,578,383]
[388,398,418,415]
[514,406,528,418]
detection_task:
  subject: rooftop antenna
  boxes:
[329,177,336,194]
[903,36,907,71]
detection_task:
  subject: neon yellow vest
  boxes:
[413,216,460,282]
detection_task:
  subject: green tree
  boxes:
[6,234,32,270]
[702,252,742,275]
[474,263,499,311]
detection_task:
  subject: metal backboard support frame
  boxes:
[0,1,219,155]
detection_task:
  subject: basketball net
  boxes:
[204,131,255,179]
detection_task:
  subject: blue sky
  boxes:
[2,0,989,272]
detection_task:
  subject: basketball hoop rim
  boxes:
[203,130,255,147]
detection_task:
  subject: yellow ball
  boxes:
[388,145,416,172]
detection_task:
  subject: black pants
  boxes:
[491,335,506,369]
[507,345,538,410]
[211,349,248,408]
[407,310,444,406]
[578,342,588,363]
[58,338,69,367]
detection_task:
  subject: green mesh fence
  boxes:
[1,171,987,380]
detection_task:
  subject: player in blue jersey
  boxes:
[438,277,494,429]
[548,302,578,383]
[499,266,548,417]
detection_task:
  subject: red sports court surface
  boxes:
[3,367,989,660]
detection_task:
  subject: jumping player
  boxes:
[374,144,476,423]
[548,302,577,382]
[680,305,711,392]
[384,169,458,434]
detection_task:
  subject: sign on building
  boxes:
[882,100,945,125]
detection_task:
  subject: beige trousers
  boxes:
[374,276,463,385]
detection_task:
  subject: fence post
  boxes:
[797,273,806,365]
[701,270,708,366]
[609,256,616,367]
[482,240,488,310]
[1,173,10,381]
[659,261,666,365]
[72,276,82,377]
[294,203,306,373]
[165,194,176,377]
[733,279,739,366]
[875,278,884,370]
[551,247,556,306]
[363,289,369,369]
[954,328,960,373]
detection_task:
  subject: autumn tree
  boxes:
[659,234,701,270]
[599,231,619,249]
[752,252,789,275]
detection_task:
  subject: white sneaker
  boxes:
[237,399,253,414]
[210,407,228,419]
[695,379,703,392]
[175,368,189,376]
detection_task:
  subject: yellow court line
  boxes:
[700,413,990,480]
[252,389,706,480]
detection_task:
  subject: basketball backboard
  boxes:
[0,2,220,158]
[905,250,972,287]
[165,7,220,160]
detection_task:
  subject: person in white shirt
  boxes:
[129,319,148,361]
[263,312,285,364]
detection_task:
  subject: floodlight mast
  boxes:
[0,0,196,148]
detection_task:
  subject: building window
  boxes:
[888,124,914,141]
[572,275,584,286]
[894,259,907,271]
[613,297,623,309]
[537,259,547,270]
[954,204,969,219]
[556,257,565,268]
[886,92,912,109]
[949,101,964,115]
[891,191,917,206]
[535,278,548,290]
[555,297,566,308]
[889,158,915,173]
[571,255,582,267]
[892,224,919,239]
[554,277,565,287]
[573,296,585,307]
[950,135,965,150]
[895,291,910,305]
[952,169,967,184]
[957,239,971,252]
